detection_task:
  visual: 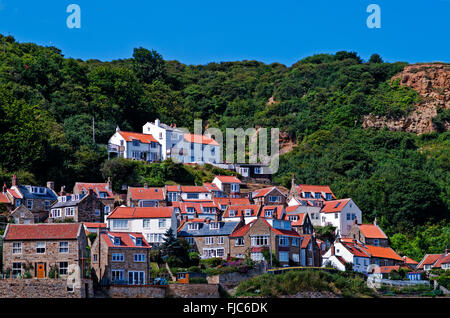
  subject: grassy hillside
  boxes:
[0,34,448,259]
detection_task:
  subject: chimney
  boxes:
[194,211,198,219]
[11,174,17,187]
[116,126,120,132]
[88,188,94,196]
[155,118,160,127]
[144,183,148,189]
[445,246,448,256]
[47,181,54,190]
[215,210,222,222]
[60,185,66,196]
[374,217,377,226]
[107,177,112,191]
[331,244,335,256]
[2,183,6,193]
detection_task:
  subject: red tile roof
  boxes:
[129,187,164,201]
[402,256,419,265]
[180,186,210,193]
[321,199,351,213]
[358,224,388,239]
[166,185,180,192]
[118,131,158,144]
[284,213,306,226]
[296,184,335,197]
[301,235,311,248]
[7,188,21,199]
[171,201,217,214]
[252,186,283,198]
[213,197,251,207]
[83,222,107,229]
[4,223,81,240]
[0,192,10,204]
[230,220,256,238]
[417,254,443,269]
[214,175,241,184]
[74,183,114,199]
[203,183,220,191]
[434,254,450,268]
[341,242,370,258]
[261,205,284,219]
[184,133,220,146]
[365,245,403,261]
[285,205,301,213]
[108,207,174,219]
[101,231,151,248]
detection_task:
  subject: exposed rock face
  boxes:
[362,64,450,134]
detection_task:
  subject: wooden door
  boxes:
[37,263,45,278]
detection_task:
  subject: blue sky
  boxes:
[0,0,449,66]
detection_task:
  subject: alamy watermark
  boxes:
[66,4,81,29]
[366,4,381,29]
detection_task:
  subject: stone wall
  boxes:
[106,285,166,298]
[206,268,263,287]
[0,278,93,298]
[167,283,220,298]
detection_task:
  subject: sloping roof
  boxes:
[178,221,240,237]
[403,256,419,265]
[83,222,107,229]
[180,186,210,193]
[261,205,284,219]
[213,197,251,207]
[341,242,370,258]
[285,205,301,213]
[51,194,86,208]
[108,207,173,219]
[358,224,388,239]
[214,175,241,184]
[101,231,151,249]
[4,223,81,240]
[171,202,217,215]
[296,184,335,197]
[203,183,221,191]
[230,219,257,238]
[74,183,114,199]
[434,254,450,268]
[365,245,403,261]
[7,188,21,199]
[0,192,10,204]
[321,199,351,213]
[223,204,259,218]
[129,187,164,201]
[301,235,311,248]
[252,186,284,198]
[117,131,158,144]
[417,254,443,269]
[184,133,220,146]
[16,185,57,201]
[284,213,306,226]
[261,219,301,237]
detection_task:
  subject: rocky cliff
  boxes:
[362,63,450,134]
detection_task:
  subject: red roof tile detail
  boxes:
[213,197,251,207]
[108,207,173,219]
[118,131,158,144]
[129,187,164,201]
[101,232,151,248]
[75,183,114,199]
[0,192,10,204]
[214,175,241,184]
[358,224,388,239]
[223,205,259,218]
[321,199,351,213]
[418,254,443,269]
[4,224,81,240]
[83,222,107,228]
[184,133,220,146]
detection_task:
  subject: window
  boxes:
[148,233,163,243]
[352,213,356,220]
[254,167,263,174]
[104,206,111,214]
[205,237,214,245]
[251,252,264,261]
[113,237,121,246]
[26,199,33,210]
[374,239,379,246]
[65,208,74,217]
[235,237,244,246]
[335,213,339,219]
[168,192,178,202]
[12,242,22,254]
[93,254,98,262]
[279,252,289,262]
[244,209,252,216]
[132,140,140,147]
[112,253,124,262]
[12,263,22,276]
[99,192,107,198]
[59,242,69,253]
[210,222,220,230]
[230,184,239,192]
[279,236,289,246]
[59,262,68,276]
[143,219,151,228]
[94,209,101,216]
[269,196,280,202]
[134,254,146,262]
[15,199,21,207]
[111,270,124,283]
[186,237,195,245]
[187,223,199,231]
[51,209,61,218]
[304,192,312,198]
[128,271,145,285]
[135,238,143,246]
[186,207,195,213]
[325,193,332,200]
[264,210,274,218]
[45,201,50,211]
[292,253,299,262]
[228,210,236,217]
[346,213,351,221]
[217,237,224,244]
[186,193,199,199]
[288,215,298,221]
[158,219,166,228]
[251,235,269,247]
[36,242,46,254]
[314,193,322,199]
[112,219,128,230]
[292,238,299,246]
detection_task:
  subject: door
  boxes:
[37,263,45,278]
[128,271,145,285]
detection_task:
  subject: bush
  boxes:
[200,257,224,268]
[189,277,208,284]
[188,266,201,273]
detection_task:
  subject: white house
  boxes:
[320,198,362,237]
[108,128,161,162]
[106,207,177,246]
[286,201,322,227]
[222,204,261,224]
[142,119,221,164]
[322,240,370,273]
[165,185,212,202]
[211,175,242,198]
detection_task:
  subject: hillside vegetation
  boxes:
[0,34,448,260]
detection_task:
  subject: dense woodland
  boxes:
[0,34,448,260]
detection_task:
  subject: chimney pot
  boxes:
[12,174,17,187]
[2,183,6,194]
[331,244,335,256]
[144,183,148,189]
[47,181,54,190]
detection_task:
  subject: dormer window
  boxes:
[245,209,252,216]
[99,192,107,198]
[132,140,140,146]
[229,210,236,217]
[326,193,332,200]
[114,237,121,246]
[304,192,312,198]
[264,210,273,218]
[135,238,143,246]
[210,222,220,230]
[314,193,322,199]
[186,207,195,213]
[188,223,199,230]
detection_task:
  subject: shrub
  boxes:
[189,277,208,284]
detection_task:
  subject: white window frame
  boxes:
[59,241,69,253]
[12,242,22,254]
[112,253,124,262]
[36,242,46,254]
